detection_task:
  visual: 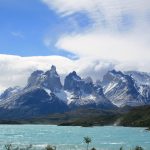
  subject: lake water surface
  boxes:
[0,125,149,150]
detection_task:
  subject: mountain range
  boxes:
[0,65,150,119]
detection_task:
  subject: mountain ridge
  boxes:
[0,65,149,119]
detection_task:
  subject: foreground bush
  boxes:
[5,144,33,150]
[84,136,92,150]
[134,146,144,150]
[4,144,145,150]
[45,145,56,150]
[119,146,144,150]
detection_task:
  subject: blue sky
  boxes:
[0,0,84,57]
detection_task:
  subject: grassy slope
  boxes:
[0,108,120,126]
[57,108,120,126]
[120,106,150,127]
[0,106,150,128]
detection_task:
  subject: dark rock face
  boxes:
[94,81,104,96]
[64,73,95,96]
[43,65,62,92]
[0,66,150,119]
[0,66,65,119]
[27,65,62,92]
[64,72,116,109]
[125,71,150,86]
[125,71,150,105]
[82,77,94,94]
[0,87,22,100]
[102,70,144,107]
[0,88,68,119]
[139,85,150,104]
[27,70,44,88]
[64,71,82,91]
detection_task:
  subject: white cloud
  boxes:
[0,55,72,92]
[56,31,150,62]
[42,0,150,15]
[42,0,150,73]
[0,54,117,92]
[42,0,150,27]
[0,54,150,93]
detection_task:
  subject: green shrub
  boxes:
[4,144,32,150]
[134,146,144,150]
[45,145,56,150]
[84,136,92,150]
[5,144,13,150]
[119,146,123,150]
[91,148,96,150]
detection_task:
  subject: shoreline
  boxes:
[0,122,149,131]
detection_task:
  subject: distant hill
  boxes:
[120,106,150,127]
[0,108,120,126]
[0,106,150,129]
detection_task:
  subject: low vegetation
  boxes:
[0,108,120,126]
[84,136,92,150]
[0,106,150,129]
[45,145,56,150]
[3,135,146,150]
[120,106,150,127]
[4,143,145,150]
[5,144,33,150]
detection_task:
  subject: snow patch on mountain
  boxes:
[125,71,150,86]
[104,82,118,94]
[0,65,150,119]
[102,70,145,107]
[43,88,51,96]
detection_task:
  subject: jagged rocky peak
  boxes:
[102,70,125,83]
[104,70,137,91]
[47,65,58,77]
[27,70,44,88]
[64,71,82,91]
[68,71,81,80]
[44,65,62,91]
[110,69,124,75]
[102,69,135,86]
[0,86,21,100]
[102,69,143,107]
[125,71,150,86]
[46,65,59,75]
[51,65,56,71]
[26,65,62,92]
[82,77,94,94]
[31,70,44,76]
[102,70,115,85]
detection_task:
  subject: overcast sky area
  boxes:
[0,0,150,92]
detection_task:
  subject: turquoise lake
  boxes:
[0,125,150,150]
